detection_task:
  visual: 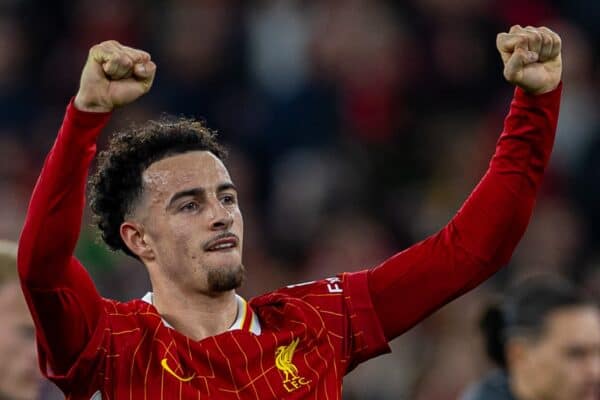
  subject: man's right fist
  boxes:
[496,26,562,95]
[74,41,156,113]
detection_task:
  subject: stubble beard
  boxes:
[206,263,246,293]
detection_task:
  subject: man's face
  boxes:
[134,151,244,295]
[520,306,600,400]
[0,281,40,399]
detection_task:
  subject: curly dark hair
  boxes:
[88,116,227,259]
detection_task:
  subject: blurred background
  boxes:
[0,0,598,398]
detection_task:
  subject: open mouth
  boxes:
[204,233,238,252]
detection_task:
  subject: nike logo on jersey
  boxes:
[161,358,195,382]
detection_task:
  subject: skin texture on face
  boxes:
[511,306,600,400]
[124,150,245,297]
[0,282,40,400]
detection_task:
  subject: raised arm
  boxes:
[366,26,563,340]
[18,41,155,377]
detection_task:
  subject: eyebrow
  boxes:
[217,182,237,194]
[166,183,237,210]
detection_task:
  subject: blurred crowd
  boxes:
[0,0,598,398]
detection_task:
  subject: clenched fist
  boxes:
[497,25,562,95]
[74,41,156,113]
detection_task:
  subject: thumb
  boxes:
[504,48,538,83]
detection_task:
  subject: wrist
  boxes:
[523,81,560,96]
[74,92,113,113]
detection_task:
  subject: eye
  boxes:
[180,201,200,212]
[221,194,237,205]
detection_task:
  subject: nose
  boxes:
[208,200,233,231]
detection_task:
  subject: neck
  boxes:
[150,282,238,341]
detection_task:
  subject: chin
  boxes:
[206,263,245,293]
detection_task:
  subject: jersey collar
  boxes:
[141,292,261,335]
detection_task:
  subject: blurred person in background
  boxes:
[460,277,600,400]
[18,25,563,398]
[0,240,40,400]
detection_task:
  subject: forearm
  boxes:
[18,100,111,374]
[369,84,561,339]
[18,100,110,286]
[448,84,560,264]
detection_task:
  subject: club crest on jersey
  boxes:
[275,338,311,392]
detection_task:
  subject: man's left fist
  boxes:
[497,25,562,95]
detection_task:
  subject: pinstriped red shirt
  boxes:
[19,85,561,399]
[52,273,387,399]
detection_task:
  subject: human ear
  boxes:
[120,221,155,260]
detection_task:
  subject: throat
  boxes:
[145,290,239,340]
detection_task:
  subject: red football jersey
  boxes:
[19,85,561,399]
[53,274,387,399]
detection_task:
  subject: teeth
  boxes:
[212,242,234,250]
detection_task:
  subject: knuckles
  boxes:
[497,26,561,60]
[90,40,118,53]
[88,40,152,67]
[102,39,121,47]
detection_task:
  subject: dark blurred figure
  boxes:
[0,15,34,136]
[0,240,41,400]
[460,277,600,400]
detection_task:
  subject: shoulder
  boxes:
[251,271,375,312]
[100,297,163,328]
[251,275,348,309]
[100,297,153,314]
[249,276,347,326]
[249,273,372,331]
[278,276,345,298]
